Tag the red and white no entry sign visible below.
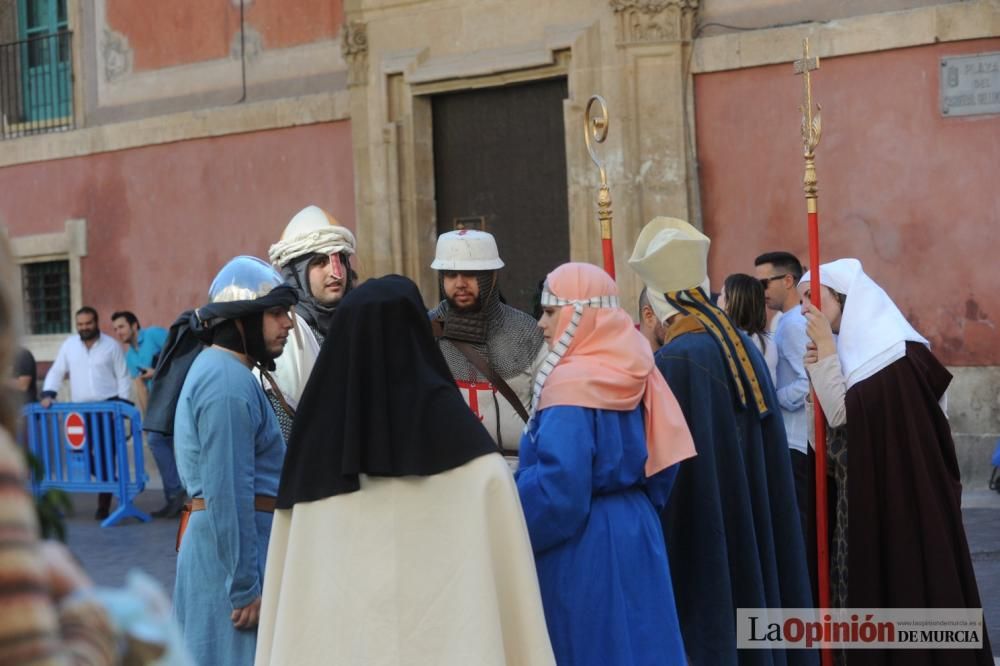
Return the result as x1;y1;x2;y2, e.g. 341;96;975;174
65;412;86;450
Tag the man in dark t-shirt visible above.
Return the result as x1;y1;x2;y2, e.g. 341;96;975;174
9;347;37;404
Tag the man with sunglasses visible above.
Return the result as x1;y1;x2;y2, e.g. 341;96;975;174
754;250;819;603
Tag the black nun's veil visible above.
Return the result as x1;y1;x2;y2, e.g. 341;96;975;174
276;275;498;508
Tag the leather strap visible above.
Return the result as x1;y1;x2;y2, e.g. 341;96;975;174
431;317;530;423
176;495;278;552
448;338;530;424
188;495;278;513
232;318;296;421
258;365;295;420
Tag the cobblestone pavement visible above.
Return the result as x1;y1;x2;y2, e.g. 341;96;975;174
64;489;1000;657
64;491;178;594
965;490;1000;657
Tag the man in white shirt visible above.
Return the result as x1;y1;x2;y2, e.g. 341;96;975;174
754;251;818;602
41;306;131;519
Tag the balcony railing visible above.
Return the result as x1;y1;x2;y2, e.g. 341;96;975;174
0;31;74;140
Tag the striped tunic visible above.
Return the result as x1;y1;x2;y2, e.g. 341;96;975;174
0;427;117;665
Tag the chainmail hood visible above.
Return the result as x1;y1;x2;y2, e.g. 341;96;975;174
281;253;355;343
429;272;543;381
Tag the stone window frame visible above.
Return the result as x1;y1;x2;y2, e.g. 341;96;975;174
8;218;86;362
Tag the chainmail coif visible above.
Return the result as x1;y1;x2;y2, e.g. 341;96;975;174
428;272;543;381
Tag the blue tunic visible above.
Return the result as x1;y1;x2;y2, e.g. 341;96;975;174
173;348;285;666
516;405;685;666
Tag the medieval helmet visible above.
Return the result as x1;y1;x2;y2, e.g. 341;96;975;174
430;229;505;271
268;205;356;269
209;255;286;304
200;256;297;368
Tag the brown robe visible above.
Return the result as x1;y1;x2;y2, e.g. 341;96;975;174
846;342;991;665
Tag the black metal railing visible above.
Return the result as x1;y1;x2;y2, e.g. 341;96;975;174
0;31;74;140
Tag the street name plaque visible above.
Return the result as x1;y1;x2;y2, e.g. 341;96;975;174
941;52;1000;117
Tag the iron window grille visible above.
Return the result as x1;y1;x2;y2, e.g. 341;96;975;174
0;31;74;140
22;259;71;335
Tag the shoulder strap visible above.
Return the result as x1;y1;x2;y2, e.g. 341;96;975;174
258;365;296;420
232;319;296;421
450;339;530;424
431;314;530;423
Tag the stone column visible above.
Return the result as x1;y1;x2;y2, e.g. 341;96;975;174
570;0;701;314
611;0;701;228
342;18;380;279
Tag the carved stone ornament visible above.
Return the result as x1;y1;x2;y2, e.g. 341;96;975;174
609;0;699;45
341;21;368;87
101;27;133;83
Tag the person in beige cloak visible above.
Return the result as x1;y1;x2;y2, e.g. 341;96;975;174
255;275;556;666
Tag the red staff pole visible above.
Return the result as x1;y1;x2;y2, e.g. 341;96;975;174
795;38;832;666
585;95;615;279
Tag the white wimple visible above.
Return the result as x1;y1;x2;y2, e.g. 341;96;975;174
527;289;620;430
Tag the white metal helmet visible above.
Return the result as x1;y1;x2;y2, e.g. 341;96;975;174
430;229;505;271
208;256;285;303
268;205;356;268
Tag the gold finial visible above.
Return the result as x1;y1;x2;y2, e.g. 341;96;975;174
584;95;613;244
794;39;822;208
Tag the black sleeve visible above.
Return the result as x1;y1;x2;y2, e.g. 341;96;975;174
12;348;35;378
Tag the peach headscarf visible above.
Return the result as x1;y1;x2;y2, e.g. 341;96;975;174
531;263;695;476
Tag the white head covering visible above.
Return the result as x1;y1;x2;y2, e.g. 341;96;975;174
268;205;356;268
629;217;711;323
799;258;928;389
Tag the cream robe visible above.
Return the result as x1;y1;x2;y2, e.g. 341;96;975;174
255;453;556;666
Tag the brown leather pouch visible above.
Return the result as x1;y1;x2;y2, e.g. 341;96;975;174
175;503;192;553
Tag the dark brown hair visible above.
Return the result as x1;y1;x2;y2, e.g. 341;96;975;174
723;273;767;338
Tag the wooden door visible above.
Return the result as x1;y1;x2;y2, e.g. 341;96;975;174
432;78;570;315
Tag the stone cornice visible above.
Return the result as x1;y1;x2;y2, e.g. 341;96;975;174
692;1;1000;73
0;91;351;169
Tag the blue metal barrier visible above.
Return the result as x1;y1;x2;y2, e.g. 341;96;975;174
23;401;151;527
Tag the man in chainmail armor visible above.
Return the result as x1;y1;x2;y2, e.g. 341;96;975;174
263;205;357;439
428;230;545;466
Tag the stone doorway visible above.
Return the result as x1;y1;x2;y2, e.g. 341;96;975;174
431;77;570;315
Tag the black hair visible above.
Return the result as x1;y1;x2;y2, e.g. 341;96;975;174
75;306;99;322
110;310;140;329
753;251;804;282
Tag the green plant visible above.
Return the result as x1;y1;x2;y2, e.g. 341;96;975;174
24;450;72;541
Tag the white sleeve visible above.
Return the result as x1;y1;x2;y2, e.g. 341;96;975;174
42;340;70;396
805;354;847;428
268;314;320;410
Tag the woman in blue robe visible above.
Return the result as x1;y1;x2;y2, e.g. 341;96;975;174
516;263;696;666
166;256;296;666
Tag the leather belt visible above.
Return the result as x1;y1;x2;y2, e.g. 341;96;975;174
176;495;278;553
188;495;277;513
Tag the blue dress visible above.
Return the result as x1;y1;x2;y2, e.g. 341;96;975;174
516;405;685;666
173;348;285;666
